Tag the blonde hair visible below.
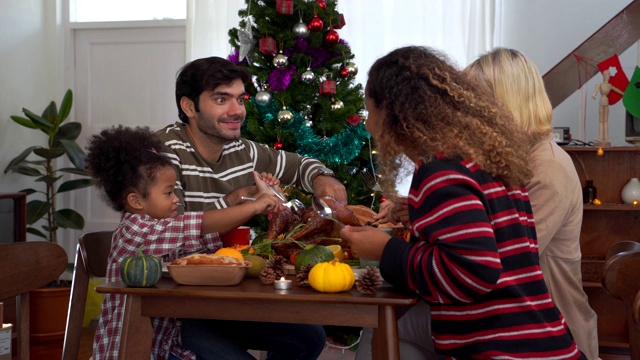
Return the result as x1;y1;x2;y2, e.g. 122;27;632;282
465;48;553;146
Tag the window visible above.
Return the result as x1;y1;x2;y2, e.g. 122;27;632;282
71;0;186;22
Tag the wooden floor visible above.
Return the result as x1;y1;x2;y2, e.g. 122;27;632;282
24;326;633;360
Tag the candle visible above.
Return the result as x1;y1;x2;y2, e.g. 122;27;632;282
274;276;292;290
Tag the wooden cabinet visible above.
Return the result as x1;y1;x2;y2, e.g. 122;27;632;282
564;146;640;349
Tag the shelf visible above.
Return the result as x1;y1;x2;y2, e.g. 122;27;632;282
584;204;640;210
563;145;640;152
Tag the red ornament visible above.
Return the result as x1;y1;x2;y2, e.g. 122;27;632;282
324;28;339;46
347;114;361;126
316;0;327;10
339;67;350;78
379;195;387;203
276;0;293;14
319;79;336;96
258;36;277;55
243;93;251;101
308;15;324;32
274;139;284;150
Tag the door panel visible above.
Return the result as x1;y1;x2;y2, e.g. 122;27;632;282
71;26;185;253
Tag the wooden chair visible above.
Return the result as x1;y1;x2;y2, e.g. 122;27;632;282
601;245;640;360
0;241;68;360
62;231;113;360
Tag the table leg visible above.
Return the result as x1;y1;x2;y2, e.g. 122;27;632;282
119;295;153;359
371;305;399;360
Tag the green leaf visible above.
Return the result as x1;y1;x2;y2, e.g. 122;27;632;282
23;108;54;131
34;147;65;159
54;122;81;142
4;146;38;173
58;178;94;193
42;101;58;125
54;208;85;230
10;115;37;129
27;227;48;239
26;200;51;225
11;165;43;177
58;167;90;176
36;174;62;186
17;188;38;196
59;139;86;169
58;89;73;124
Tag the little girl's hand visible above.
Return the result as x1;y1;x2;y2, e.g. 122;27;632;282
254;193;284;214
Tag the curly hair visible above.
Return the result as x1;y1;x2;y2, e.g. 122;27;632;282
85;125;173;212
465;47;553;147
175;56;251;124
365;46;532;190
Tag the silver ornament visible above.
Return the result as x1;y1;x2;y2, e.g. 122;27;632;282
301;69;316;83
345;62;358;76
238;21;256;62
278;108;294;123
272;53;289;68
255;90;272;104
293;21;310;38
330;99;344;111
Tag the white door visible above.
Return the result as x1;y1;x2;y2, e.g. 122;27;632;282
67;25;185;255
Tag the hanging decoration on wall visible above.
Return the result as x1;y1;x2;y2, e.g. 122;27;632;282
623;66;640;118
597;54;629;105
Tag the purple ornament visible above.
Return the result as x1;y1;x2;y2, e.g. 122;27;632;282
268;64;296;92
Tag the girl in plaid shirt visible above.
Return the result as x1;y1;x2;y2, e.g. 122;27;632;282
85;125;325;360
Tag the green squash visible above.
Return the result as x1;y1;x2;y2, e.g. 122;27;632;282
294;244;334;272
120;246;162;287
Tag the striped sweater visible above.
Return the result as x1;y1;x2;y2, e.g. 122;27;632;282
156;122;330;211
380;158;584;359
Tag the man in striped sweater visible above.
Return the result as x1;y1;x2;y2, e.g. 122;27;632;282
157;56;346;213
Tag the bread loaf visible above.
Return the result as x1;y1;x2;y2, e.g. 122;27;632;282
170;253;246;266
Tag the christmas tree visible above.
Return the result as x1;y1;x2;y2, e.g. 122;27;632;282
227;0;379;209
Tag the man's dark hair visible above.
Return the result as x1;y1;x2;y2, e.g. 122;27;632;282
175;56;251;123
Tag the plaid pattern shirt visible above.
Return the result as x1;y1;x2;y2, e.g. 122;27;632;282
91;211;222;360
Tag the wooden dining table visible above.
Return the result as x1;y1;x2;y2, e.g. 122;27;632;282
96;276;419;360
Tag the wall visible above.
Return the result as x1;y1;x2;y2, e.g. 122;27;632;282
500;0;637;146
0;0;62;192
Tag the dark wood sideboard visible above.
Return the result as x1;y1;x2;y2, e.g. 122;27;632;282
564;146;640;349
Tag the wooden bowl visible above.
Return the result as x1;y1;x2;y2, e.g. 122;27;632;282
166;262;251;286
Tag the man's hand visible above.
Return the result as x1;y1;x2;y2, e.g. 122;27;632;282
312;175;347;204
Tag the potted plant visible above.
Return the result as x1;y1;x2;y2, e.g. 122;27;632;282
3;89;93;341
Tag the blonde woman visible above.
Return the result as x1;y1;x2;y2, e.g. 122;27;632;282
466;48;598;359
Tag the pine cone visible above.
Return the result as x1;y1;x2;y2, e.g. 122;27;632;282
259;267;277;285
356;266;383;296
266;255;287;279
296;264;313;287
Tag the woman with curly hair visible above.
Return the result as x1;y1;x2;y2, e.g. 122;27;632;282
340;46;584;358
85;125;326;360
465;47;598;359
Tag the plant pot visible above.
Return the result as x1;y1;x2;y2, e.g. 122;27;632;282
29;286;71;342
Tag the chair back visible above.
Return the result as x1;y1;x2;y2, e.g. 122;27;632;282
605;240;640;260
62;231;113;360
0;241;68;360
601;245;640;360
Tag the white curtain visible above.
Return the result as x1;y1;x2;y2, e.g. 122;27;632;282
186;0;503;84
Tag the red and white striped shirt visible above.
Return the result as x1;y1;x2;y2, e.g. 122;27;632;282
380;158;584;359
